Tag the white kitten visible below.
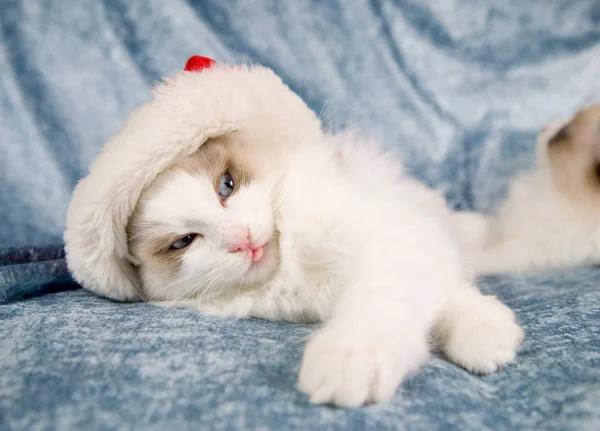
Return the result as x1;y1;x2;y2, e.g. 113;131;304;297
128;129;523;407
456;104;600;274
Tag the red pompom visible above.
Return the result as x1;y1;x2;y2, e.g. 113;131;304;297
184;55;216;72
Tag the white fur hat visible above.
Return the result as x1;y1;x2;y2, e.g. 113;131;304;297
64;56;321;301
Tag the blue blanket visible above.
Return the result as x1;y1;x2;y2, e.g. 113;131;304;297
1;1;599;430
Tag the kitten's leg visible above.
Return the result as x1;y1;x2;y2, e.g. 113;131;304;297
467;239;544;274
452;211;541;274
453;211;494;249
297;221;462;408
433;283;524;373
297;281;438;407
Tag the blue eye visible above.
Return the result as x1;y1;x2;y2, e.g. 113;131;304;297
218;172;235;200
170;234;198;250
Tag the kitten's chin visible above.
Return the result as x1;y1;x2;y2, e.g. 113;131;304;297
243;243;279;285
145;240;280;303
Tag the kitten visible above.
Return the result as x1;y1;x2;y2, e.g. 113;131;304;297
128;129;523;408
455;104;600;274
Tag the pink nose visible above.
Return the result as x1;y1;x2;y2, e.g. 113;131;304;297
228;230;265;262
228;229;251;253
230;239;251;252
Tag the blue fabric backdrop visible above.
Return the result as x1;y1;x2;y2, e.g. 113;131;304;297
1;1;599;430
3;0;600;246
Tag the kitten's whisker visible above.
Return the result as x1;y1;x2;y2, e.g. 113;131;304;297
270;175;288;217
147;266;212;303
164;272;223;315
322;101;358;135
317;101;330;122
147;273;192;302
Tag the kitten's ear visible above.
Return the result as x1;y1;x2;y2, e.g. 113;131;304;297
594;125;600;161
538;120;568;147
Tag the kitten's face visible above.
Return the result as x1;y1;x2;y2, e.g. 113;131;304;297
537;104;600;196
127;133;284;302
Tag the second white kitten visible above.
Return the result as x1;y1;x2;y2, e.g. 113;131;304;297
456;104;600;274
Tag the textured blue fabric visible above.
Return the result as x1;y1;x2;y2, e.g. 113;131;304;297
1;248;599;430
1;1;600;430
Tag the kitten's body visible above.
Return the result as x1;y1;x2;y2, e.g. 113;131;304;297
457;105;600;274
65;59;522;408
129;131;523;407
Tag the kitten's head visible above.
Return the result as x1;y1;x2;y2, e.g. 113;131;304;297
537;104;600;197
127;132;283;302
64;56;322;302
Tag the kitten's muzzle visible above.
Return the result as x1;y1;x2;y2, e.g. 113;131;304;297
229;239;266;263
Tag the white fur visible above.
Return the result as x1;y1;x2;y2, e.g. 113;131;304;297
133;169;279;301
456;120;600;274
159;134;523;407
65;60;523;407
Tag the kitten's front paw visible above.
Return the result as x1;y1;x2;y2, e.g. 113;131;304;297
443;295;524;374
297;326;427;408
